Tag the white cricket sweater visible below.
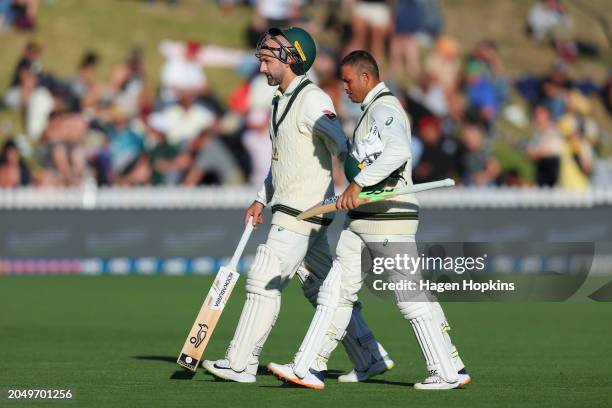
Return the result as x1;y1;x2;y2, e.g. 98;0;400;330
255;75;347;235
347;82;420;235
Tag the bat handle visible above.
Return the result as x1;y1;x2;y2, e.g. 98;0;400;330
228;216;254;271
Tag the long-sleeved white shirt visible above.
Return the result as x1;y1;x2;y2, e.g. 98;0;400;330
347;82;419;235
255;75;347;235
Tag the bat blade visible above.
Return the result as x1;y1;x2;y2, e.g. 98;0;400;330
176;266;240;372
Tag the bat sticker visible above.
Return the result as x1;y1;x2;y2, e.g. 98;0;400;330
189;323;209;348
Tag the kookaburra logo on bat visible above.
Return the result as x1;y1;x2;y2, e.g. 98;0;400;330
190;323;209;348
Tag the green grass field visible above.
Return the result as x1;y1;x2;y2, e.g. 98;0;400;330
1;276;611;407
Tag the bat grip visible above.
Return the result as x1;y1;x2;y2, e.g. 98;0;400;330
228;216;254;271
399;178;455;194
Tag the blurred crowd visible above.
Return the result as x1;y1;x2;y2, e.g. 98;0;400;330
1;0;610;191
0;0;38;32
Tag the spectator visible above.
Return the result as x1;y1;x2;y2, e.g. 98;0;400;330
159;40;208;104
158;39;248;105
253;0;300;31
558;90;598;145
557;91;595;190
425;35;461;94
147;88;221;185
36;112;89;187
527;0;577;61
0;0;13;31
390;0;425;79
458;123;500;186
408;73;448;117
10;0;38;31
469;39;509;107
527;104;563;187
464;61;499;131
527;0;571;41
104;107;150;186
25;80;54;142
539;60;576;119
182;128;244;186
558;126;592;191
149;88;217;146
424;35;462;119
241;108;271;186
4;40;42;110
418;0;443;42
109;47;154;118
412;116;458;183
70;51;101;113
148;127;192;185
0;139;30;187
348;0;392;63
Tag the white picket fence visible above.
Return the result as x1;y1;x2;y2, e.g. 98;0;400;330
1;185;611;210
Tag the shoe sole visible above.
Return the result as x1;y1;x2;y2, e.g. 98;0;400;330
267;365;324;390
414;381;465;390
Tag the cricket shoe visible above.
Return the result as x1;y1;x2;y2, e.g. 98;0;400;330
202;359;256;383
267;362;325;390
337;355;395;382
457;368;472;387
413;370;462;390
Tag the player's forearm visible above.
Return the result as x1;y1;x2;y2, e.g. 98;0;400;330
255;170;274;205
315;121;348;160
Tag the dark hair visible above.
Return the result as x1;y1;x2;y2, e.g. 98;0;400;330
0;140;18;164
340;50;379;79
81;51;99;69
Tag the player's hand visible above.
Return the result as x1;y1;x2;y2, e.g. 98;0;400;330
245;201;265;229
336;182;363;211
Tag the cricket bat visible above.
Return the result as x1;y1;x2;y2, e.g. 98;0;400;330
297;178;455;220
177;218;255;371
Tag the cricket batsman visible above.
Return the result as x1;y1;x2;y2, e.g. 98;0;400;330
203;29;392;382
267;51;471;390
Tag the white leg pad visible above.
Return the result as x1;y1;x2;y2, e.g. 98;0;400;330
293;261;346;378
296;262;322;307
432;302;465;372
342;301;391;372
226;244;282;372
398;302;458;383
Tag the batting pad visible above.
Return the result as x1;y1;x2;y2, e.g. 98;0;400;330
293;261;346;378
432;302;465;372
227;244;282;372
398;302;459;383
342;301;390;372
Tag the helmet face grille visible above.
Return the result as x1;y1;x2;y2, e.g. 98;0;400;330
255;31;300;67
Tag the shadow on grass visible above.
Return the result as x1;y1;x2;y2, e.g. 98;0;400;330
131;356;412;386
326;369;412;386
132;355;277;380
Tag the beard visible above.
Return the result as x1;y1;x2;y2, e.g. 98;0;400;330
266;73;280;86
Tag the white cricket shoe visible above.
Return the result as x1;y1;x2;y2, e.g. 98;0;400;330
202;359;256;383
267;362;325;390
337;355;395;382
413;371;462;390
457;368;472;387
